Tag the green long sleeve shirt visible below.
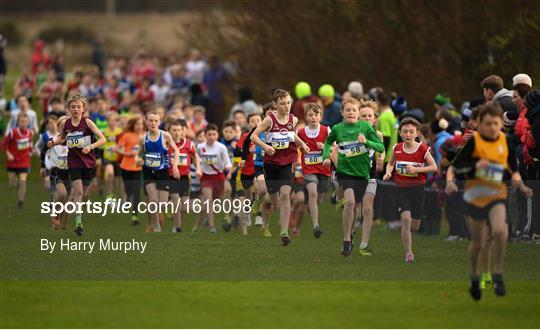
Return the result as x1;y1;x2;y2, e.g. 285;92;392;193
323;121;384;179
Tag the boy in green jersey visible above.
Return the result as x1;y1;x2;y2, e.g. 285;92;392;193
323;98;384;256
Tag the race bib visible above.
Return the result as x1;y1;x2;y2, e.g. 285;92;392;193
66;131;90;148
341;141;367;158
178;153;188;167
305;151;323;165
17;138;30;151
105;146;116;159
271;137;289;150
203;154;218;165
395;161;420;177
145;152;162;168
476;162;504;182
58;155;68;168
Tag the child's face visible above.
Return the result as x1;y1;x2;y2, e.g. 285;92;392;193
194;111;205;121
108;117;117;128
69;100;85;118
222;126;236;141
18;117;29;129
17;97;29;110
134;119;144;133
342;103;359;123
359;107;376;126
477;114;502;139
47;120;57;131
184;107;194;118
399;124;419;143
275;95;292;115
169;125;182;141
248;115;261;129
205;130;219;144
305;110;321;126
146;114;160;131
196;132;206;144
234;113;246;127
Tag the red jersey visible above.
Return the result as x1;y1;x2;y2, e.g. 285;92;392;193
168;139;196;176
2;128;34;169
392;142;431;187
264;112;297;165
238;130;255;176
297;124;331;176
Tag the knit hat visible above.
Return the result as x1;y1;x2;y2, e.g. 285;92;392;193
295;82;312;99
434;94;451;106
391;96;407;115
525;90;540;110
347;81;364;98
513;73;532;87
318;84;335;98
503;111;519;129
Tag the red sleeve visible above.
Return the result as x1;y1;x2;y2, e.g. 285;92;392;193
2;130;13;151
515;104;529;139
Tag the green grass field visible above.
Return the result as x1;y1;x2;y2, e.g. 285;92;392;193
0;172;539;329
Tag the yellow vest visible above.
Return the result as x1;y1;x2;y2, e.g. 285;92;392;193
464;131;508;208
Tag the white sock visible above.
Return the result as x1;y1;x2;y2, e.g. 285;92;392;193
360;242;368;249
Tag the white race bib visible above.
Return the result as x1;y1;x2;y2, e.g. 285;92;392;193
145;152;162;168
178;153;188;167
66;131;90;148
305;151;323;165
395;161;420;177
17;138;30;151
341;141;367;158
476;162;504;182
271;138;289;150
203;154;218;165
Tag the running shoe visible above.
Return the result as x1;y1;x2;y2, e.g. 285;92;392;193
405;252;414;263
359;246;373;256
222;220;232;232
330;191;337;204
281;233;291;246
261;226;272;237
209;227;217;234
254;214;263;227
16;201;23;209
74;224;84;236
291;227;299;237
480;272;492;289
494;281;506;296
470;282;482;301
443;235;459;241
313;225;323;238
341;241;352;257
131;216;140;226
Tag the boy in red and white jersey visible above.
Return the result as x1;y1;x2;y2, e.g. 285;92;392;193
297;103;330;238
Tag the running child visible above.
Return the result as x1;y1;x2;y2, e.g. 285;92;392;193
192;124;232;234
117;115;145;225
238;113;264;234
358;99;385;255
383;118;437;262
450;102;532;300
135;111;180;232
220;120;239;231
168;119;201;233
34;115;59;191
40;116;70;229
322;97;385;256
297;103;330;238
103;112;122;200
251;89;310;245
2;112;34;208
48;94;106;236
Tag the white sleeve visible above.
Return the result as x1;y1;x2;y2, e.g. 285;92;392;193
222;145;232;168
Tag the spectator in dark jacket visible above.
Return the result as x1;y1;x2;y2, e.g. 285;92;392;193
480;75;517;113
319;84;342;127
524;90;540;241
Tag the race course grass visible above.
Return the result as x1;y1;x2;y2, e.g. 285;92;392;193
0;174;539;328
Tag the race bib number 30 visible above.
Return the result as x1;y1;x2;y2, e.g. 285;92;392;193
66;131;90;148
305;151;323;165
476;162;504;182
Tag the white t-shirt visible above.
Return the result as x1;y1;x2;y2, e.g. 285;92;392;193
150;84;170;105
197;141;231;175
6;108;39;135
186;60;207;83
